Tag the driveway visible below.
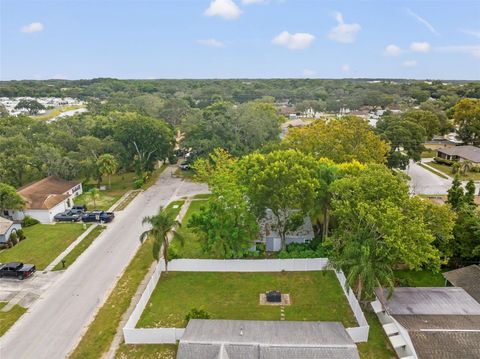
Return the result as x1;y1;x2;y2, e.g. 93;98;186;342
0;166;208;359
405;160;452;195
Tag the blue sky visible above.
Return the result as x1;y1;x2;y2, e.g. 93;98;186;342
1;0;480;80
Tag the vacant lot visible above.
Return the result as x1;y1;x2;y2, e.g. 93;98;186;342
137;271;357;328
0;224;86;270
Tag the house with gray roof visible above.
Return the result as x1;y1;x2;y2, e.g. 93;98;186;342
372;287;480;359
437;145;480;163
177;319;360;359
443;265;480;304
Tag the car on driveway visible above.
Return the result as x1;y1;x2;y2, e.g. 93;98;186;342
0;262;36;280
72;204;87;211
82;211;115;223
54;210;83;222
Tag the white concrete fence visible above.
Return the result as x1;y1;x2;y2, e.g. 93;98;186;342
123;258;369;344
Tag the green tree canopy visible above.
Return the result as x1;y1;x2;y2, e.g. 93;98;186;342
453;98;480;145
0;183;25;212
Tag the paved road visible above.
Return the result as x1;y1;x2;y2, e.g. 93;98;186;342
0;167;208;359
405;160;452;195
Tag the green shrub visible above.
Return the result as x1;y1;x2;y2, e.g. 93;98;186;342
22;216;40;227
133;178;144;189
434;156;454;166
9;231;18;245
471;165;480;173
185;308;210;322
168;154;178;164
277;241;332;259
16;229;26;241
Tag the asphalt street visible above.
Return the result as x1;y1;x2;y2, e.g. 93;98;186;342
0;167;208;359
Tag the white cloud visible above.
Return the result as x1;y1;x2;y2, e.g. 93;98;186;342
461;29;480;39
197;38;224;47
272;31;315;49
341;64;350;73
302;68;316;77
410;41;431;53
241;0;265;4
21;22;44;33
403;60;418;67
328;12;361;44
204;0;241;20
384;44;402;56
406;8;439;35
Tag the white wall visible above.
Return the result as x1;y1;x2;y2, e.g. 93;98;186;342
123;258;369;344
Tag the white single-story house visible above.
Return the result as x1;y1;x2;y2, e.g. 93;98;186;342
0;216;22;243
177;320;360;359
258;209;314;252
3;176;83;224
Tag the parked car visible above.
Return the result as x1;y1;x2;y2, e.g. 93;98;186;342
179;163;190;170
54;210;82;222
72;204;87;211
0;262;36;280
82;211;115;223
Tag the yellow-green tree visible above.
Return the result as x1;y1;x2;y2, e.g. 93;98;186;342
284;116;389;164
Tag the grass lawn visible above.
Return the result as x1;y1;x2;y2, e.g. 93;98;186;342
75;172;138;211
394;269;446;287
137;271;357;328
0;224;87;270
427;161;480;181
421;149;437;158
358;311;396;359
169;199;209;259
0;302;27;337
69;200;184;359
53;225;105;271
115;344;177;359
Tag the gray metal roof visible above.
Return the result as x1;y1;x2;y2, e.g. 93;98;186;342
443;265;480;304
437;145;480;162
376;287;480;315
177;320;359;359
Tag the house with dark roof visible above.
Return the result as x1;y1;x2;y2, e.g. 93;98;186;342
437;145;480;163
372;287;480;359
0;216;22;243
177;320;360;359
3;176;82;224
443;265;480;304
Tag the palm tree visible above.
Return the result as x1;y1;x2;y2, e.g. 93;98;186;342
140;207;184;273
97;154;119;189
331;226;394;303
89;188;100;208
459;160;473;175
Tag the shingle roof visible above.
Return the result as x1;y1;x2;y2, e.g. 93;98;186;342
409;331;480;359
394;314;480;331
0;216;14;235
177;320;360;359
375;287;480;315
17;176;80;210
437;145;480;162
443;265;480;304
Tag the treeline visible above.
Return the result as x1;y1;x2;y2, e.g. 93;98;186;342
1;78;479;111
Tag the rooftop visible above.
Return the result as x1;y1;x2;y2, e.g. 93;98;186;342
443;265;480;304
437;145;480;162
177;320;359;359
0;216;14;235
18;176;80;210
376;287;480;315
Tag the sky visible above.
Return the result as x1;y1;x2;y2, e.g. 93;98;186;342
1;0;480;80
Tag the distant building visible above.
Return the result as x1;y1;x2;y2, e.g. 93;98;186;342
373;287;480;359
437;145;480;163
0;216;22;244
177;320;360;359
4;176;83;224
257;209;314;251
